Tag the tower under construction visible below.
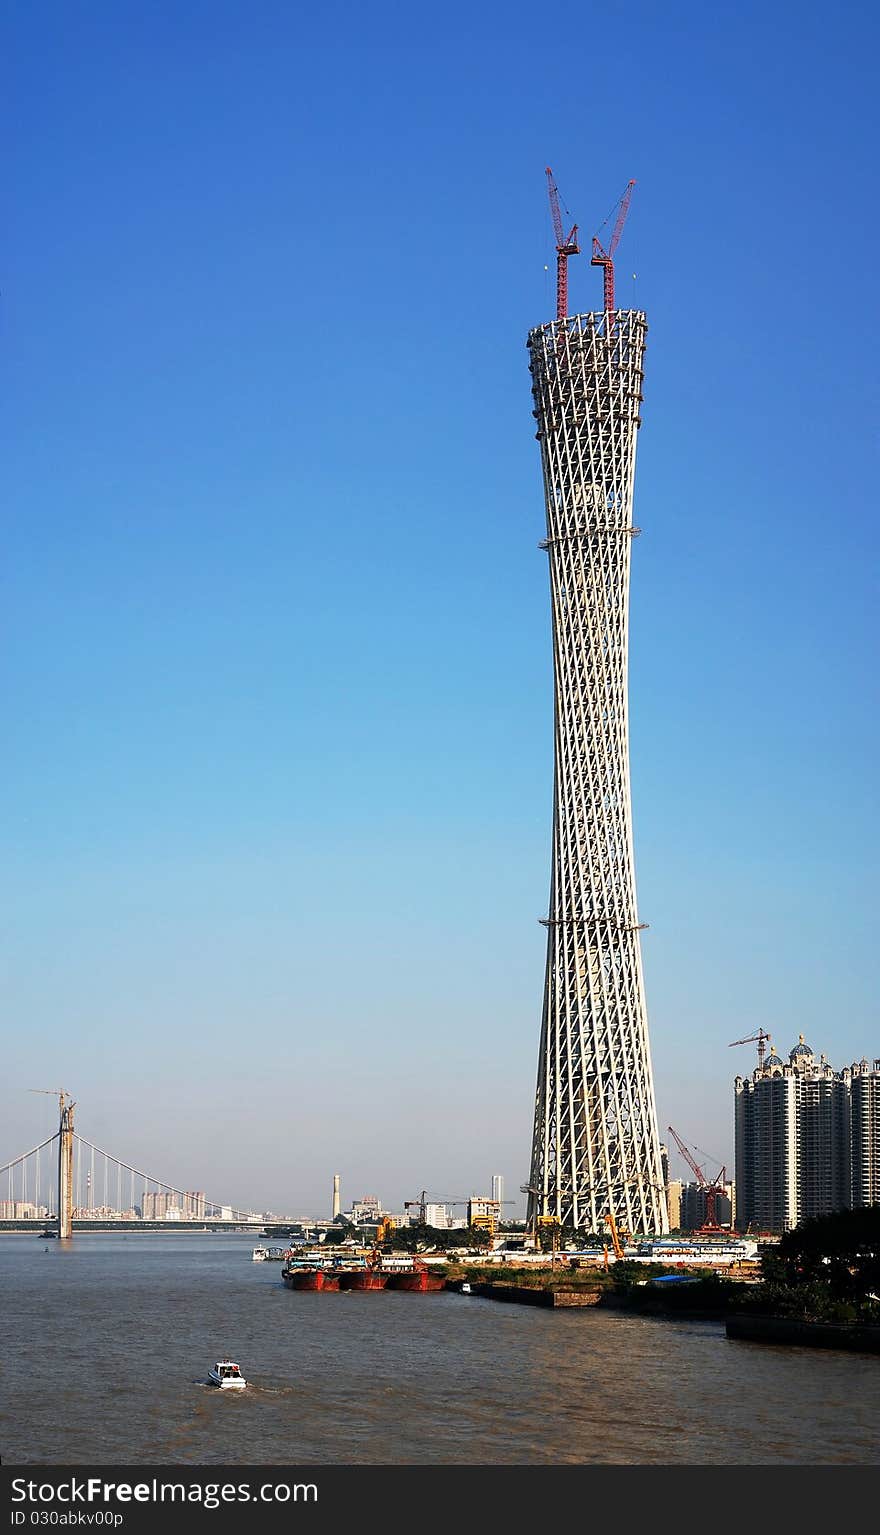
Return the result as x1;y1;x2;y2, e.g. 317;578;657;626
526;175;667;1237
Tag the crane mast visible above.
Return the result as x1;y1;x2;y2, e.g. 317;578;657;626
729;1029;771;1069
591;179;636;312
667;1124;727;1231
545;166;580;323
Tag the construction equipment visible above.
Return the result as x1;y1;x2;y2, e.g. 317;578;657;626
729;1029;772;1069
405;1192;515;1236
536;1213;561;1254
591;179;636;312
403;1193;471;1226
29;1088;73;1112
667;1125;728;1233
545;167;580;323
604;1212;626;1261
403;1190;430;1224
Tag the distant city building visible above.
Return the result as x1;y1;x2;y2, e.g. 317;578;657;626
665;1179;682;1231
468;1197;501;1230
348;1195;393;1226
491;1174;504;1208
678;1182;734;1232
851;1058;880;1208
141;1190;206;1220
422;1203;449;1229
0;1201;46;1219
735;1037;880;1232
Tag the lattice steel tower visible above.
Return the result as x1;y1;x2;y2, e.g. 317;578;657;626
525;177;667;1237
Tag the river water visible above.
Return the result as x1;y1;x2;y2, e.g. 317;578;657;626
1;1234;877;1465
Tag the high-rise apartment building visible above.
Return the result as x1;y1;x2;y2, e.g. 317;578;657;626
141;1190;206;1220
851;1058;880;1207
735;1038;878;1232
142;1191;173;1220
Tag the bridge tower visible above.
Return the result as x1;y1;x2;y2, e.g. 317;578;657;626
57;1092;75;1239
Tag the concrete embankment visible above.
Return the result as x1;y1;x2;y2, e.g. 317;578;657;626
462;1280;727;1318
469;1282;604;1308
457;1280;880;1353
725;1314;880;1354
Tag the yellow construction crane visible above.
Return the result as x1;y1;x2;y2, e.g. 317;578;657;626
29;1088;73;1113
604;1212;625;1261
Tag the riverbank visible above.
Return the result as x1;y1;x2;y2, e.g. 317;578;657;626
726;1314;880;1354
448;1270;880;1350
462;1281;605;1309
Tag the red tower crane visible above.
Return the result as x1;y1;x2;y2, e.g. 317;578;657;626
666;1125;728;1233
545;166;580;324
591;179;636;312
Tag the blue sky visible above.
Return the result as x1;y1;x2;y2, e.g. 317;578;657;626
2;1;877;1214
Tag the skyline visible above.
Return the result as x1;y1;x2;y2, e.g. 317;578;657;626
2;2;878;1213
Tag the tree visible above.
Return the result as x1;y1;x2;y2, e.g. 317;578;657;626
757;1206;880;1322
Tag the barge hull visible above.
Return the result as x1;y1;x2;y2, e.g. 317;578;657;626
337;1271;388;1290
282;1269;340;1291
385;1272;446;1292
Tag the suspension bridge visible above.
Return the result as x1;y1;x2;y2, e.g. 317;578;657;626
1;1091;265;1236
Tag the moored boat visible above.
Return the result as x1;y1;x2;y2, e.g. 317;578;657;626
282;1267;340;1291
385;1269;446;1292
337;1268;388;1291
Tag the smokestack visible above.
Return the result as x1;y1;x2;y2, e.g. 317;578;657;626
332;1173;340;1220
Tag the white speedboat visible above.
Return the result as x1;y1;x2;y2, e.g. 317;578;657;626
252;1247;268;1261
208;1360;247;1389
461;1282;472;1295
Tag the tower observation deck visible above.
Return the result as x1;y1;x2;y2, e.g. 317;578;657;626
526;309;668;1236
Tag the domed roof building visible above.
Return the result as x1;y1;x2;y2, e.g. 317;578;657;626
789;1034;814;1067
735;1032;879;1232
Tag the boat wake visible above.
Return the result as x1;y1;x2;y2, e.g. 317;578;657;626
192;1379;297;1397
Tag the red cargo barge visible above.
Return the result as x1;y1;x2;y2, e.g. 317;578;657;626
337;1269;388;1291
282;1268;340;1291
385;1269;446;1292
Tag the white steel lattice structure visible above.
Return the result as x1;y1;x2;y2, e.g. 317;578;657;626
526;309;667;1237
